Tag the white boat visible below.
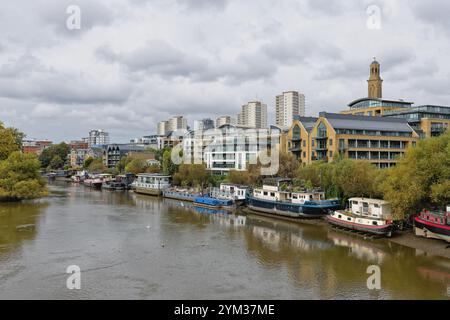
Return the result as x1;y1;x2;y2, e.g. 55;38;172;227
326;198;394;237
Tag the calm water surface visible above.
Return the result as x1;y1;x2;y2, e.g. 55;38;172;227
0;182;449;299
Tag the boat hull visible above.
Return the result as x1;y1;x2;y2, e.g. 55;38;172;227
163;191;199;202
246;196;340;219
326;215;394;236
414;217;450;243
134;187;163;196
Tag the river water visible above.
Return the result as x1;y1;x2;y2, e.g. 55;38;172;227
0;182;448;299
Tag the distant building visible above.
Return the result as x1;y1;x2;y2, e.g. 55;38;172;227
22;139;53;155
70;148;91;168
103;144;147;168
216;116;235;128
168;116;188;132
276;91;305;128
194;118;214;131
68;140;88;150
237;101;267;129
286;112;419;168
88;129;109;147
157;121;169;136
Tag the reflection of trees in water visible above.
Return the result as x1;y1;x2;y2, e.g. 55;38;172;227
0;201;48;258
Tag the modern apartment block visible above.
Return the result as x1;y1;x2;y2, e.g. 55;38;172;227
275;91;305;128
383;105;450;138
286;112;419;168
183;124;281;175
237;101;267;129
157;121;169;136
88;129;109;147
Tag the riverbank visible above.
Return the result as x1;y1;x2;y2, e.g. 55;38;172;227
242;207;450;260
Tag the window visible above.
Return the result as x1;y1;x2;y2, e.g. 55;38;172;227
372;221;378;226
270;192;275;197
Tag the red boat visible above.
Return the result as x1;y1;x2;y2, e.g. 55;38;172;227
414;206;450;243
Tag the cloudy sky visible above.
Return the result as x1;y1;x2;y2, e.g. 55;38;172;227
0;0;449;142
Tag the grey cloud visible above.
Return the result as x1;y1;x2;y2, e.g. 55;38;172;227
410;0;450;34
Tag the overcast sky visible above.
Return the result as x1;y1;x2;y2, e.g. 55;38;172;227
0;0;449;142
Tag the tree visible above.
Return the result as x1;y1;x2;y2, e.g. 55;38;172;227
172;164;210;189
83;157;94;169
162;149;178;175
87;158;106;173
125;158;148;174
0;152;48;201
0;122;19;160
381;130;450;219
39;142;70;168
48;155;64;170
277;151;300;179
7;127;25;150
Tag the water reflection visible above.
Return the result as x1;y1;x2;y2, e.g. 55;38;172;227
0;200;48;261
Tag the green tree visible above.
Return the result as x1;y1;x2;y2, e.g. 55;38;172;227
277;151;300;179
125;158;148;174
48;155;64;170
162;149;178;175
87;158;106;173
39;142;70;168
381;130;450;219
83;157;94;169
0;152;48;201
0;122;19;160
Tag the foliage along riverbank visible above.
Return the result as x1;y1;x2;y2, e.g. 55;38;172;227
0;122;48;202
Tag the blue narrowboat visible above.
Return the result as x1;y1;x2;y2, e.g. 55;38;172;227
246;178;341;219
193;196;235;210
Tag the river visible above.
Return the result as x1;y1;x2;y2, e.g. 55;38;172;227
0;182;448;299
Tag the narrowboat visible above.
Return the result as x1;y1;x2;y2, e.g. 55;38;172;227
326;198;394;237
102;181;125;191
132;173;171;196
414;206;450;243
163;189;202;202
193;196;235;210
210;183;249;205
246;178;341;219
84;174;115;189
116;173;136;190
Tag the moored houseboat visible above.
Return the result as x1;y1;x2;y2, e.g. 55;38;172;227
210;183;249;205
193;196;235;210
246;178;341;219
163;188;202;202
132;173;171;196
414;206;450;243
326;198;394;237
102;181;125;191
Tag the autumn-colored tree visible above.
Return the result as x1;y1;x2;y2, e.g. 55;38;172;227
276;151;300;179
87;158;106;173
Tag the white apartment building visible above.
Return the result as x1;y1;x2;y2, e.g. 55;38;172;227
275;91;305;128
182;125;281;175
237;101;267;129
88;129;109;147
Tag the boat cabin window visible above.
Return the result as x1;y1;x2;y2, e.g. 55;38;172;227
352;201;358;205
338;215;342;218
372;221;378;226
362;202;369;214
347;217;351;221
270;192;275;197
292;195;298;199
263;191;268;196
374;204;379;208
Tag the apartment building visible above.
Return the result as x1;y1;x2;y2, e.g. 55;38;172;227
88;129;109;147
237;101;267;129
287;112;419;168
275;91;305;128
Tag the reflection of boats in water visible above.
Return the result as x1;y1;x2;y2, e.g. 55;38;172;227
247;214;332;252
327;229;389;263
417;266;450;284
193;205;230;216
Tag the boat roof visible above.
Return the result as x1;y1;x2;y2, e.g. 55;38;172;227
220;183;249;188
136;173;171;178
348;197;389;205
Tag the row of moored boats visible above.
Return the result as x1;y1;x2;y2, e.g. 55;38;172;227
71;172;450;243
